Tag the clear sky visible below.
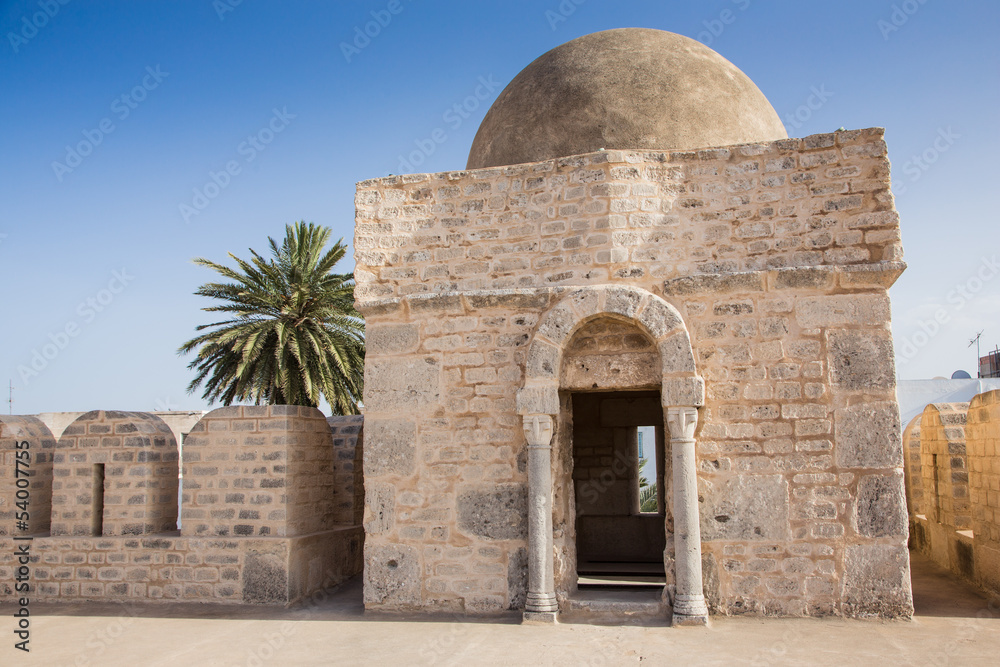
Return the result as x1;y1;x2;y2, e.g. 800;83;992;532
2;0;998;415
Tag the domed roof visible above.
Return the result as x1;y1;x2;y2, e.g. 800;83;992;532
466;28;788;169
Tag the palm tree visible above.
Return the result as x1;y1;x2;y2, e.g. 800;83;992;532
178;221;364;414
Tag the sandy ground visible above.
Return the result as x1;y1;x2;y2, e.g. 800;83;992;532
3;550;998;666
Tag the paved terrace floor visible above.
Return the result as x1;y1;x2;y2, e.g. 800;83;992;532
3;551;998;666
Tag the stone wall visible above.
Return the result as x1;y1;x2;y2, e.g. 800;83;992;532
0;528;361;604
0;406;364;605
0;416;56;536
52;411;178;537
355;130;912;618
905;392;1000;600
966;390;1000;598
328;415;365;526
902;415;924;519
181;405;338;538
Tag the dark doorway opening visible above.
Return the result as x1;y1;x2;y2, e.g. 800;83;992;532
572;391;667;589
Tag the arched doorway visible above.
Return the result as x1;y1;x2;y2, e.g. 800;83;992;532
517;285;709;625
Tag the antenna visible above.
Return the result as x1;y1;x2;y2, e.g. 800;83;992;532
969;330;984;377
8;380;12;415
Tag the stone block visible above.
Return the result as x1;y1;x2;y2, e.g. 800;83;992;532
795;295;890;329
516;383;559;415
835;402;902;469
854;473;907;538
366;323;419;355
364;543;420;607
662;376;705;407
700;475;790;541
365;483;395;535
364;357;441;411
637;297;683;339
507;546;527;611
827;330;895;391
457;484;527;540
242;550;288;604
843;544;912;617
659;333;697;373
364;419;416;477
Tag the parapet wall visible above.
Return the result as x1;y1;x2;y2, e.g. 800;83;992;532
906;391;1000;600
0;416;56;536
52;411;179;537
0;406;364;605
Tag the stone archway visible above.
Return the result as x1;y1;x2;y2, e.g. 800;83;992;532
516;285;708;625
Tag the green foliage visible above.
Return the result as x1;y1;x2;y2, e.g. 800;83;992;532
639;483;658;513
178;221;364;414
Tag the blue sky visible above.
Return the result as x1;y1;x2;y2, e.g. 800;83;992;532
1;0;998;415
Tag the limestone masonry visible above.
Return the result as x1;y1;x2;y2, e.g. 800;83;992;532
6;28;995;625
353;127;914;622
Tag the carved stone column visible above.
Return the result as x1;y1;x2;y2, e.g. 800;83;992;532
667;406;709;626
522;413;558;623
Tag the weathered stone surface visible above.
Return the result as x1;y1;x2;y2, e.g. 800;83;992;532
243;550;287;603
843;544;912;617
562;352;660;391
663;272;766;296
827;330;895;391
364;419;416;477
663;376;705;407
795;294;890;329
364;357;441;411
507;546;528;610
366;323;419;355
457;484;527;540
700;475;790;541
637;297;683;339
365;483;395;535
659;332;696;373
515;383;559;415
535;301;579;345
525;339;560;380
854;473;907;538
364;543;420;607
835;402;902;469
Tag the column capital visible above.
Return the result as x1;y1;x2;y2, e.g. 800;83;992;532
666;406;699;442
522;413;554;448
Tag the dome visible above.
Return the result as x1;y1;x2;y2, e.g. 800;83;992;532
466;28;788;170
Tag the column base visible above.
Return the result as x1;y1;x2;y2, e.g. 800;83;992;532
522;610;559;624
671;611;709;627
671;593;709;626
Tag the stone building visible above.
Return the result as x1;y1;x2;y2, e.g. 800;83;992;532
1;27;928;625
354;29;913;623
